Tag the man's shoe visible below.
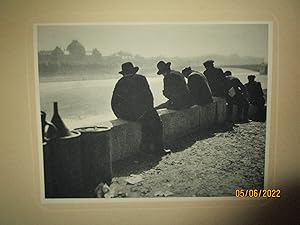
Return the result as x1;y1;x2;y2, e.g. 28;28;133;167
164;149;172;155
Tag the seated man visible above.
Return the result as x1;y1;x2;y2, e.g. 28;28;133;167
111;62;165;155
244;75;266;122
182;66;213;106
224;71;249;123
203;60;227;97
156;61;194;110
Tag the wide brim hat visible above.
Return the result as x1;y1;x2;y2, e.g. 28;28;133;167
224;70;232;76
157;61;171;75
203;60;214;66
119;62;139;75
181;67;192;76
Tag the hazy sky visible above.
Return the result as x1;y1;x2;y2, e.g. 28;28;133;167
37;24;269;59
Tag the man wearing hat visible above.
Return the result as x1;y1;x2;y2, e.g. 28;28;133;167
203;60;227;97
224;70;249;123
182;67;213;106
111;62;165;155
156;61;194;110
244;75;266;121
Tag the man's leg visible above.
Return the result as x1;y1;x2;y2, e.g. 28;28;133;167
226;97;234;122
256;98;266;122
242;98;250;122
236;97;249;122
155;100;170;110
139;109;164;155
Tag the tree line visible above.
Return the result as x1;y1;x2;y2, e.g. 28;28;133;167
38;40;266;76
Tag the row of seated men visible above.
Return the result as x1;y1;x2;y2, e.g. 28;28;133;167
200;60;266;123
111;60;266;155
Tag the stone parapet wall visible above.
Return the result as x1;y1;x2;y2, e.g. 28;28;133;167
99;97;227;162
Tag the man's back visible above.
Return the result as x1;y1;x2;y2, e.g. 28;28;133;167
163;70;188;97
188;72;213;106
245;81;264;99
111;74;154;120
226;76;247;96
203;67;226;97
163;70;194;109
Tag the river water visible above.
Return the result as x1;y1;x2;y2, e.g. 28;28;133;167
39;68;268;129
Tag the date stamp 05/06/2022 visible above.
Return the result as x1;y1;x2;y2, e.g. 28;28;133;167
235;189;281;198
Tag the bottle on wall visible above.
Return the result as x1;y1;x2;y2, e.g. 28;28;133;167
48;101;72;138
41;111;57;142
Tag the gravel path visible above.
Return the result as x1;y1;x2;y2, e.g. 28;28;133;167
104;122;266;198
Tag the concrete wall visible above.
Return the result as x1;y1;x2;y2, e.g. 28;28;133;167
98;97;227;162
44;97;227;196
214;97;227;125
100;119;142;162
159;105;201;144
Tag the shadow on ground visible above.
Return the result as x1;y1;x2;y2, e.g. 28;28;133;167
112;124;234;177
165;130;214;153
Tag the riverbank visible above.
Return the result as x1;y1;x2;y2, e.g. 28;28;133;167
38;67;264;83
39;72;268;130
103;121;266;198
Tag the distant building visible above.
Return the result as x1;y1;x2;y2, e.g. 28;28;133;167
51;47;64;59
38;41;106;73
112;50;134;60
66;40;86;59
92;48;102;58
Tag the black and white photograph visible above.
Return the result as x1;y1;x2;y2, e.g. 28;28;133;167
36;23;271;199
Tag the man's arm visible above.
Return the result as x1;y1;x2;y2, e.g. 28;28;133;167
111;80;123;118
140;76;154;107
163;76;173;99
237;80;248;98
257;82;264;96
187;75;199;97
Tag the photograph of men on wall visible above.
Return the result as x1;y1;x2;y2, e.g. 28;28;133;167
36;23;270;199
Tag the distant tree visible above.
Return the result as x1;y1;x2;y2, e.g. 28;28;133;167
92;48;102;58
48;47;64;72
66;40;86;59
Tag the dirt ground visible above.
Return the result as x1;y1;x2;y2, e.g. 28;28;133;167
102;121;266;198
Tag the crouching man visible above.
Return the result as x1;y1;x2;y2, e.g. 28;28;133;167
156;61;194;110
224;71;250;123
181;66;213;106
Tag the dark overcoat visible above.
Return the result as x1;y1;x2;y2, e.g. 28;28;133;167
187;71;213;106
226;76;247;94
111;74;154;121
203;67;226;97
225;76;248;102
244;81;266;121
163;70;194;109
244;81;265;106
111;74;164;153
225;76;249;121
